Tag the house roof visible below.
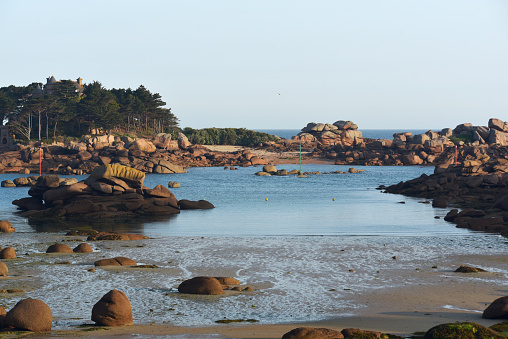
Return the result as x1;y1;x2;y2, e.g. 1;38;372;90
48;76;57;84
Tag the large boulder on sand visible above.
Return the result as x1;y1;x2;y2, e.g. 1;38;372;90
85;164;145;189
281;327;344;339
4;299;53;332
73;243;93;253
91;290;133;326
46;243;73;253
178;277;225;295
0;261;8;277
0;247;16;259
0;220;15;233
482;296;508;319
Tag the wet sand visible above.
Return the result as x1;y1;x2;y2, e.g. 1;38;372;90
3;233;507;338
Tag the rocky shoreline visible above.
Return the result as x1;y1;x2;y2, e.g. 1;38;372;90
381;157;508;238
1;118;508;176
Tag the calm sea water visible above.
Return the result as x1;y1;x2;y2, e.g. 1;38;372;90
256;129;431;140
0;164;479;237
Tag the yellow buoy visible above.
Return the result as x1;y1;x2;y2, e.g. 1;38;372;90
332;198;335;201
265;198;268;201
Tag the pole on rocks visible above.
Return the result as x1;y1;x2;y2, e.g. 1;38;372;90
454;144;458;167
39;147;42;176
297;142;307;178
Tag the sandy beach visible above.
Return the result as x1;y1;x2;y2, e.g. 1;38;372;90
204;145;335;165
2;229;507;338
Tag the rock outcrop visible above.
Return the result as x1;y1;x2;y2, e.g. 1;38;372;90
383;156;508;236
12;165;212;221
0;134;271;175
293;121;363;148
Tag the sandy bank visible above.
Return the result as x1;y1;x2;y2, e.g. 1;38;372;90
204;145;334;165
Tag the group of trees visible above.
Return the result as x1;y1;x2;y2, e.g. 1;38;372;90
0;80;179;141
183;127;279;146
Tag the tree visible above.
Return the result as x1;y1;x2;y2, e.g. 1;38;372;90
78;81;121;134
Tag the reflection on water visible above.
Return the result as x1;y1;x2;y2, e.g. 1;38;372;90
25;213;180;234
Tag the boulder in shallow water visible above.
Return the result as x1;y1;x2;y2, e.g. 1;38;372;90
178;277;225;295
0;247;16;259
73;243;93;253
178;199;214;210
46;243;73;253
94;257;137;266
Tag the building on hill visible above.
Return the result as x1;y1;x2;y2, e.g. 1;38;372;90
0;126;13;147
32;76;84;97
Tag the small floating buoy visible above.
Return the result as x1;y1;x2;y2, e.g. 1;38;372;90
265;198;268;201
332;198;335;201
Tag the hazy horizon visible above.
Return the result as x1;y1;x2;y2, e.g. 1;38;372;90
1;1;507;130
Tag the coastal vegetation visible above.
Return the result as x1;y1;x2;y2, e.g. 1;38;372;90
182;127;279;146
0;81;179;140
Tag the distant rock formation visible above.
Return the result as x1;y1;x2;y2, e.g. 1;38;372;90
293;120;363;147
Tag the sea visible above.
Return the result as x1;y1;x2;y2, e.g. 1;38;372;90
255;129;431;140
0;165;507;331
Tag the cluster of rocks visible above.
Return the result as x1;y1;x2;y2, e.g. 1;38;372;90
12;164;213;221
0;289;133;332
382;155;508;236
0;133;268;175
329;119;508;166
281;320;508;339
255;165;364;176
255;118;508;168
293;120;363;147
46;242;93;253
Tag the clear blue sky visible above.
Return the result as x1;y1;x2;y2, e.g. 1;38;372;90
1;1;507;130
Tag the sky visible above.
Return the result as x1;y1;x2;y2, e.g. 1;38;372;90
1;1;507;130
